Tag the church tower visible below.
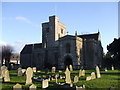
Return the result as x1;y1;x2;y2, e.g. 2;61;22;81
42;16;66;48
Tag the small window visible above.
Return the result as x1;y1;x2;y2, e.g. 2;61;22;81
61;29;63;34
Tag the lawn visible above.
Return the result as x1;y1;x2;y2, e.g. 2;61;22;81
1;69;120;89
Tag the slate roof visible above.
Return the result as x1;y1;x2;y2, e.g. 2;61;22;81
21;43;42;54
78;32;99;40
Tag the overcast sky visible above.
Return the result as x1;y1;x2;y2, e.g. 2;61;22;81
1;2;118;53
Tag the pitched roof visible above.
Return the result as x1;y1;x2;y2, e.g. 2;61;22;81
20;43;42;54
78;32;99;40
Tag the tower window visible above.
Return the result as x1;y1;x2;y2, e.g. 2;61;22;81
61;29;63;34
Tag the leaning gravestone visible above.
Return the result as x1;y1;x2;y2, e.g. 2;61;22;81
13;83;22;90
42;79;49;88
91;72;96;79
69;65;73;71
96;66;101;78
86;76;91;81
4;69;10;82
33;67;37;73
74;76;78;83
18;67;22;76
51;67;56;73
65;67;71;84
29;84;37;90
25;67;33;85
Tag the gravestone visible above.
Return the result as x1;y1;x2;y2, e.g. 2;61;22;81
65;67;71;84
1;65;7;78
79;69;85;77
42;79;49;88
33;67;37;73
4;69;10;82
18;67;22;76
22;69;26;74
74;76;78;83
91;72;96;79
105;68;108;72
13;83;22;90
51;67;56;73
69;65;73;71
79;69;82;77
96;66;101;78
29;84;37;90
25;67;33;85
112;66;114;70
86;76;91;81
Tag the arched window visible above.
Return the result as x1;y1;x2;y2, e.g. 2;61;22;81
66;43;70;53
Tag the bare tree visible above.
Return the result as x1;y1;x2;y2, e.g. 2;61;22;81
0;45;14;69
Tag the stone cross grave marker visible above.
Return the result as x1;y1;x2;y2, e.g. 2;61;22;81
96;66;101;78
4;69;10;82
18;67;22;76
33;67;37;73
13;83;22;90
51;67;56;73
86;76;91;81
69;65;73;71
42;79;49;88
91;72;96;79
25;67;33;85
74;76;79;83
65;67;71;84
29;84;37;90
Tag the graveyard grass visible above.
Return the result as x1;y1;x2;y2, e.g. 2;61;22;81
1;70;120;89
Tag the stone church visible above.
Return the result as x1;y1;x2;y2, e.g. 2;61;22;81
20;15;103;69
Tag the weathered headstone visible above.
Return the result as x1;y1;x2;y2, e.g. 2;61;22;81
79;69;85;77
33;67;37;73
42;79;49;88
29;84;37;90
96;66;101;78
4;69;10;82
18;67;22;76
22;69;26;74
25;67;33;85
86;76;91;81
65;67;71;84
91;72;96;79
74;76;78;83
105;68;108;72
13;83;22;90
51;67;56;73
1;65;7;78
69;65;73;71
112;66;114;70
79;69;82;77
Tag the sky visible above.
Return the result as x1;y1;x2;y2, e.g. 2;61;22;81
1;2;118;53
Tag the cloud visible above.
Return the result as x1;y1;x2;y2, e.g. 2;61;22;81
0;41;7;46
3;16;40;28
15;16;40;27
